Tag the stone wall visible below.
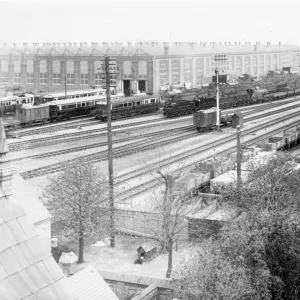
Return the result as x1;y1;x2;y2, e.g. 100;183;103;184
115;209;188;241
100;271;172;300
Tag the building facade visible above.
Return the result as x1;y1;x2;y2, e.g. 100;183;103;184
153;42;300;93
0;42;299;95
0;43;154;96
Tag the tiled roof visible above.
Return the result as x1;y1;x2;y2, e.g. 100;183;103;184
69;264;119;300
0;44;299;58
0;118;79;300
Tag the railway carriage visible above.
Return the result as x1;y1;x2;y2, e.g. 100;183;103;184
95;94;161;121
0;94;35;114
41;88;107;103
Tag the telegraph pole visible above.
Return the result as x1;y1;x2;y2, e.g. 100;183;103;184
98;56;118;248
215;68;220;131
236;125;242;203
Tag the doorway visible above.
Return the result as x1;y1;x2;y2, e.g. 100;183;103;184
138;80;146;93
123;80;131;97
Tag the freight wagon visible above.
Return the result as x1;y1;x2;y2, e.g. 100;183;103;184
193;108;233;132
193;108;221;132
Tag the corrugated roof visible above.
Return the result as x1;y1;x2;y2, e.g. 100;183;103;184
69;264;119;300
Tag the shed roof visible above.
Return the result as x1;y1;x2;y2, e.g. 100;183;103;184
137;242;158;252
69;264;119;300
232;110;243;118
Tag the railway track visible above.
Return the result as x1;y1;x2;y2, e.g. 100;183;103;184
8;117;191;151
113;115;300;202
19;128;197;180
7;126;194;162
9;96;300;137
9;101;300;152
19;105;300;180
10;110;163;136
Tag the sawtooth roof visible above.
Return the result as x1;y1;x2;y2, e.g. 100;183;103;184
0;44;299;58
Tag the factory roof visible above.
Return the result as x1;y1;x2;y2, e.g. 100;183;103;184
0;43;299;58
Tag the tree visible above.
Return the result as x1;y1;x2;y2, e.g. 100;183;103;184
131;150;211;278
221;153;300;213
41;159;109;263
265;215;300;300
216;153;300;298
173;239;255;300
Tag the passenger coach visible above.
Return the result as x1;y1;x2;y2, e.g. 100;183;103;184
95;94;161;121
41;87;107;103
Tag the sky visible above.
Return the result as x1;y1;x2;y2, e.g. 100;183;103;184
0;0;300;46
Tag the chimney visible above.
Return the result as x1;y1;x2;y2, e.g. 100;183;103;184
279;41;281;47
164;45;169;56
59;252;78;277
51;237;58;248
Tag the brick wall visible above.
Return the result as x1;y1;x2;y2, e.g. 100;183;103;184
0;55;154;94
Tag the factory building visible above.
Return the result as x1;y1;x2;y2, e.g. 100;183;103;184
0;42;154;96
153;41;300;93
0;41;299;95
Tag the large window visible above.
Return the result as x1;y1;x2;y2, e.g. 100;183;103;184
184;59;192;83
94;61;102;85
159;60;168;85
196;58;205;87
26;60;34;84
123;61;132;76
13;60;21;84
1;60;9;83
80;61;88;85
40;60;47;84
53;60;61;85
171;59;180;84
66;60;75;85
138;61;147;76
